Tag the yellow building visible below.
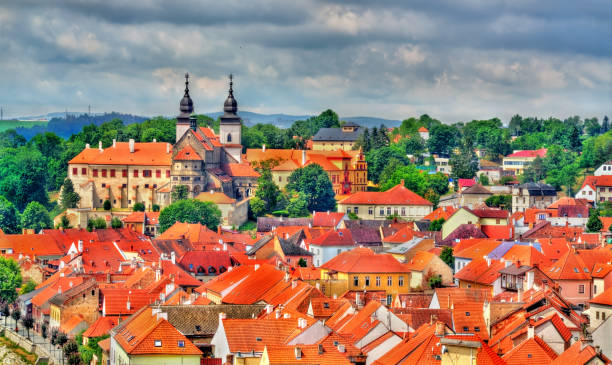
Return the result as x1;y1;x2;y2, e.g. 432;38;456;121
502;148;547;175
311;122;364;151
320;247;412;305
245;148;368;195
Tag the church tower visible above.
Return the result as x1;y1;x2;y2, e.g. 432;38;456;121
219;74;243;162
176;73;196;142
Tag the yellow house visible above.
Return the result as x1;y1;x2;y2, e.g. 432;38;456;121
110;307;202;365
441;207;511;240
502;148;547;175
311;122;364;151
441;334;503;365
320;247;412;305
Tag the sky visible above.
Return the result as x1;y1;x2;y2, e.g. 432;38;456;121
1;0;611;123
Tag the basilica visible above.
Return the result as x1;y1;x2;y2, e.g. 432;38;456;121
68;74;259;211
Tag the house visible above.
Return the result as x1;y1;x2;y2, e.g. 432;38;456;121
585;287;612;329
577;175;612;205
453;239;501;274
442;207;512;240
320;247;413;305
312;211;348;229
591;316;612;359
338;182;433;221
459;183;493;208
592;263;612;297
512;182;557;213
440;334;506;364
403;251;453;290
385;237;435;261
311;122;364;151
418;126;429;140
549;339;611;365
309;229;355;267
478;159;502;182
48;278;99;335
245;148;368;195
454;257;505;295
246;234;314;267
195;190;249;228
595;161;612;176
458;178;476;191
110;306;202;365
503;148;547;175
434;155;451;174
122;211;160;237
177;250;232;279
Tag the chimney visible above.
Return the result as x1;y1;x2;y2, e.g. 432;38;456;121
219;312;226;321
265;304;273;314
171;251;176;264
166;143;170;154
298;318;306;328
485;256;491;266
284;313;291;319
112;139;116;148
295;347;302;359
153;138;157;143
435;321;446;336
527;324;534;339
129;139;135;153
292;280;298;289
302;150;306;166
254;264;260;271
262;144;266;152
78;240;83;253
126;298;131;311
85;143;90;149
284;272;290;282
58;286;62;294
98;141;103;151
223;243;227;251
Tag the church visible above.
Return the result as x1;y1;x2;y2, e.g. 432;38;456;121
68;74;259;211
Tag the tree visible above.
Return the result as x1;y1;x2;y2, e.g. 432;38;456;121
428;218;445;231
429;275;442;289
171;185;189;201
485;195;512;210
59;214;71;229
602;116;609;133
87;217;107;231
0;257;22;303
427;124;460;155
450;137;479;182
159;199;221;232
440;247;454;268
19;280;37;295
111;217;122;229
586;211;603;232
22;315;34;340
0;196;20;234
64;340;79;357
41;323;48;342
584;117;601;137
366;146;409;184
1;304;9;327
286;164;336;212
298;258;307;267
287;192;310;217
0;147;48;210
21;201;52;231
152;204;160;212
61;178;81;209
103;199;111;210
479;174;490;186
255;170;282;214
11;308;20;331
249;197;267;218
132;202;145;212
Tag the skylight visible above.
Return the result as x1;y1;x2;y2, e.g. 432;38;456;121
154;340;162;347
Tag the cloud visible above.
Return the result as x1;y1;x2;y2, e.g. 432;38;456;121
0;0;610;122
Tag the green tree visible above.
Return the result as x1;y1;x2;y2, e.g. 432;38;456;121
287;192;310;217
0;129;26;149
584;117;601;137
602;116;609;133
427;124;460;155
21;201;52;231
171;185;189;201
87;217;107;231
586;211;603;232
22;315;34;340
485;195;512;210
479;174;490;186
286;164;336;212
255;170;282;214
103;199;112;210
59;214;71;229
440;247;454;268
61;178;81;209
428;218;445;231
0;196;20;234
159;199;221;232
366;145;409;183
429;275;442;289
298;258;307;267
152;204;160;212
11;309;20;331
111;217;122;229
19;280;37;295
450;137;479;182
0;147;48;210
132;202;145;212
249;197;267;218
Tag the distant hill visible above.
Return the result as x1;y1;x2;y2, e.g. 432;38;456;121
341;116;401;128
207;111;312;128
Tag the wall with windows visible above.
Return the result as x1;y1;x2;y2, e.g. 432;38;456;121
331;271;412;304
338;203;432;221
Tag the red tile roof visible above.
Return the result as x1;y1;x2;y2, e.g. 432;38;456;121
178;250;232;275
0;233;65;257
590;286;612;306
60;314;85;335
221;318;304;353
506;148;547;158
339;183;432;206
195;190;236;204
310;229;355;247
502;245;547;267
321;247;411;273
455;258;505;285
459;178;476;190
418;126;429;132
69;142;172;166
82;316;118;338
101;288;158;316
404;251;437;272
174;145;202;160
549;339;610;365
156;222;221;243
312;212;346;227
222;163;260;177
454;240;501;260
423;206;456;221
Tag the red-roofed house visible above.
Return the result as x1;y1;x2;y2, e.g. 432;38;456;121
338;182;433;221
123;211;160;236
577;175;612;204
503;148;547;175
586;287;612;329
442;207;512;240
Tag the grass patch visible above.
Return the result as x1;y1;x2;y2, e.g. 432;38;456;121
0;120;47;132
0;335;38;365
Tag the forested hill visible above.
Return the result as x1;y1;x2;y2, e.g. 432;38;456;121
15;112;147;139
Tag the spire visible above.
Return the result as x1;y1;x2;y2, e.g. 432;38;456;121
184;73;190;97
179;72;194;115
229;73;234;97
223;73;238;115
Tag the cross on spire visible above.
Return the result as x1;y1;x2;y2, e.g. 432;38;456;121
184;72;190;96
229;73;234;96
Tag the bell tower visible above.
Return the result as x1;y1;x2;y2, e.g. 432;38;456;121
176;73;195;142
219;74;243;162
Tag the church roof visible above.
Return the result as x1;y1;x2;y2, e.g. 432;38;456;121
174;145;202;160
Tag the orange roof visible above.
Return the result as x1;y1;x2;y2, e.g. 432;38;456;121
404;251;436;272
310;229;355;247
101;288;158;316
321;247;411;273
293;267;322;281
114;307;201;355
547;196;590;209
82;316;118;338
156;222;221;243
174;145;202;160
69;142;172;166
502;245;547;267
418;126;429;132
60;314;85;334
591;263;612;278
312;212;346;227
245;149;361;172
339;183;432;206
223;163;260;177
383;225;418;243
600;217;612;232
502;336;557;365
221;318;304;353
373;322;439;365
454;240;501;260
0;234;65;257
582;175;612;189
506;148;547;158
195;190;236;204
510;313;571;343
549;339;610;365
423;206;456;221
455;258;504;285
308;298;351;318
590;286;612;306
542;248;609;281
32;276;86;307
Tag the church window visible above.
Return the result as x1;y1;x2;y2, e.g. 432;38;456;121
110;169;116;177
133;170;139;177
122;169;127;177
93;169;98;177
72;168;77;175
156;170;161;178
227;133;232;142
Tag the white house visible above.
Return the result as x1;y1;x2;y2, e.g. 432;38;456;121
595;161;612;176
308;229;356;267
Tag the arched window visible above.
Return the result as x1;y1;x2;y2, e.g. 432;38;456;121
197;266;205;273
208;266;217;274
219;266;227;273
227;133;232;142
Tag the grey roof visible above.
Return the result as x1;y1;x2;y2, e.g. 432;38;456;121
516;182;557;196
257;217;312;232
499;265;531;275
160;304;265;336
246;235;274;255
462;184;492;195
48;279;97;307
312;127;364;142
386;238;425;254
18;285;45;303
414;220;432;232
279;238;313;256
343;220;392;229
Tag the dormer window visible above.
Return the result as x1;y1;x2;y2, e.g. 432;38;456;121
178;341;185;348
154;340;162;347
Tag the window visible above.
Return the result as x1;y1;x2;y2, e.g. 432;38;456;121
578;284;585;294
353;276;359;286
379;208;385;216
401;207;406;216
337;249;342;255
279;176;282;182
143;170;152;177
462;326;469;332
178;341;185;348
156;170;161;178
82;167;87;175
347;208;351;214
101;169;107;177
154;340;162;347
72;168;78;175
603;313;607;320
465;312;470;316
110;169;116;177
387;295;392;306
365;276;370;286
93;169;98;177
133;170;139;177
387;276;392;286
376;276;381;286
368;207;373;215
122;169;127;177
474;326;480;332
398;276;404;286
166;170;170;178
227;133;232;142
596;311;600;320
594;285;598;294
354;207;359;214
387;207;391;215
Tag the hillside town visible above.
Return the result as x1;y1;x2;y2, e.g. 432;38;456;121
0;74;609;365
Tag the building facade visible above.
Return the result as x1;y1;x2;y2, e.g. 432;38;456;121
502;148;547;175
512;182;557;213
311;122;364;151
